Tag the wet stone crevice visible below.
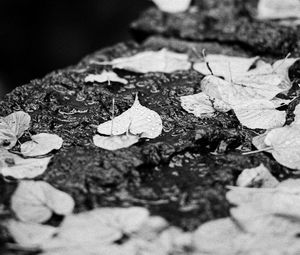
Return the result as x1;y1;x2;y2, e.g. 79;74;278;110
0;5;300;254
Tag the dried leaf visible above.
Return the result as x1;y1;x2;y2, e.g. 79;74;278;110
6;220;57;248
232;99;286;129
152;0;191;13
257;0;300;20
85;70;128;84
0;149;51;179
236;163;279;188
108;49;191;73
97;96;162;139
21;133;63;157
193;55;259;81
180;92;216;117
11;181;74;223
0;111;30;149
264;126;300;170
93;134;139;151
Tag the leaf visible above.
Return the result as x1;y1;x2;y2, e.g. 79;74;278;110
21;133;63;157
193;55;259;82
97;96;163;139
152;0;191;13
0;149;51;179
232;99;286;129
264;126;300;170
273;58;299;84
236;164;279;188
192;218;242;254
85;70;128;85
11;181;74;223
0;111;31;149
42;207;149;250
108;49;191;74
5;220;57;248
93;134;139;151
257;0;300;20
291;104;300;127
180;92;216;117
252;132;269;150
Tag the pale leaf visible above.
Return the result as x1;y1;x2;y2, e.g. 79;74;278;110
0;111;30;149
93;134;139;151
180;92;216;117
152;0;191;13
257;0;300;20
264;126;300;169
97;96;163;139
233;99;286;129
0;149;51;179
85;70;128;84
291;104;300;127
273;58;299;84
252;132;269;150
109;49;191;74
193;55;259;81
192;218;241;254
21;133;63;157
6;220;57;248
236;163;279;188
11;181;74;223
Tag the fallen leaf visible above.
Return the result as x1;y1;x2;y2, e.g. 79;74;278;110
97;95;163;139
264;126;300;169
85;70;128;84
5;220;57;248
233;99;286;129
21;133;63;157
180;92;216;117
257;0;300;20
0;149;51;179
252;132;269;150
11;181;74;223
273;58;299;84
236;163;279;188
93;134;139;151
152;0;191;13
291;104;300;126
0;111;31;149
193;55;259;82
108;49;191;73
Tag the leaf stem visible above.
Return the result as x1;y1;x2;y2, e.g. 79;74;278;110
242;147;273;155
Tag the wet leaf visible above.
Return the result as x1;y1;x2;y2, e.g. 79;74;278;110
97;96;163;139
85;70;128;84
257;0;300;20
233;99;286;129
0;149;51;179
236;163;279;188
264;126;300;170
152;0;191;13
193;55;259;81
11;181;74;223
6;220;57;248
180;92;216;117
0;111;30;149
93;134;139;151
21;133;63;157
108;49;191;73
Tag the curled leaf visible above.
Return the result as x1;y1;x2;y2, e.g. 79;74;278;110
236;164;279;188
0;111;30;149
0;149;51;179
93;134;140;151
85;70;128;84
97;96;163;139
108;49;191;74
152;0;191;13
21;133;63;157
11;181;74;223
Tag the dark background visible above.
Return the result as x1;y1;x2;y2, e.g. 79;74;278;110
0;0;151;97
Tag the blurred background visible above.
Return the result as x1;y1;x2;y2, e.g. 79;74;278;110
0;0;151;97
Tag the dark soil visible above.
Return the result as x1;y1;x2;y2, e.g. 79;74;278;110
1;2;300;254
